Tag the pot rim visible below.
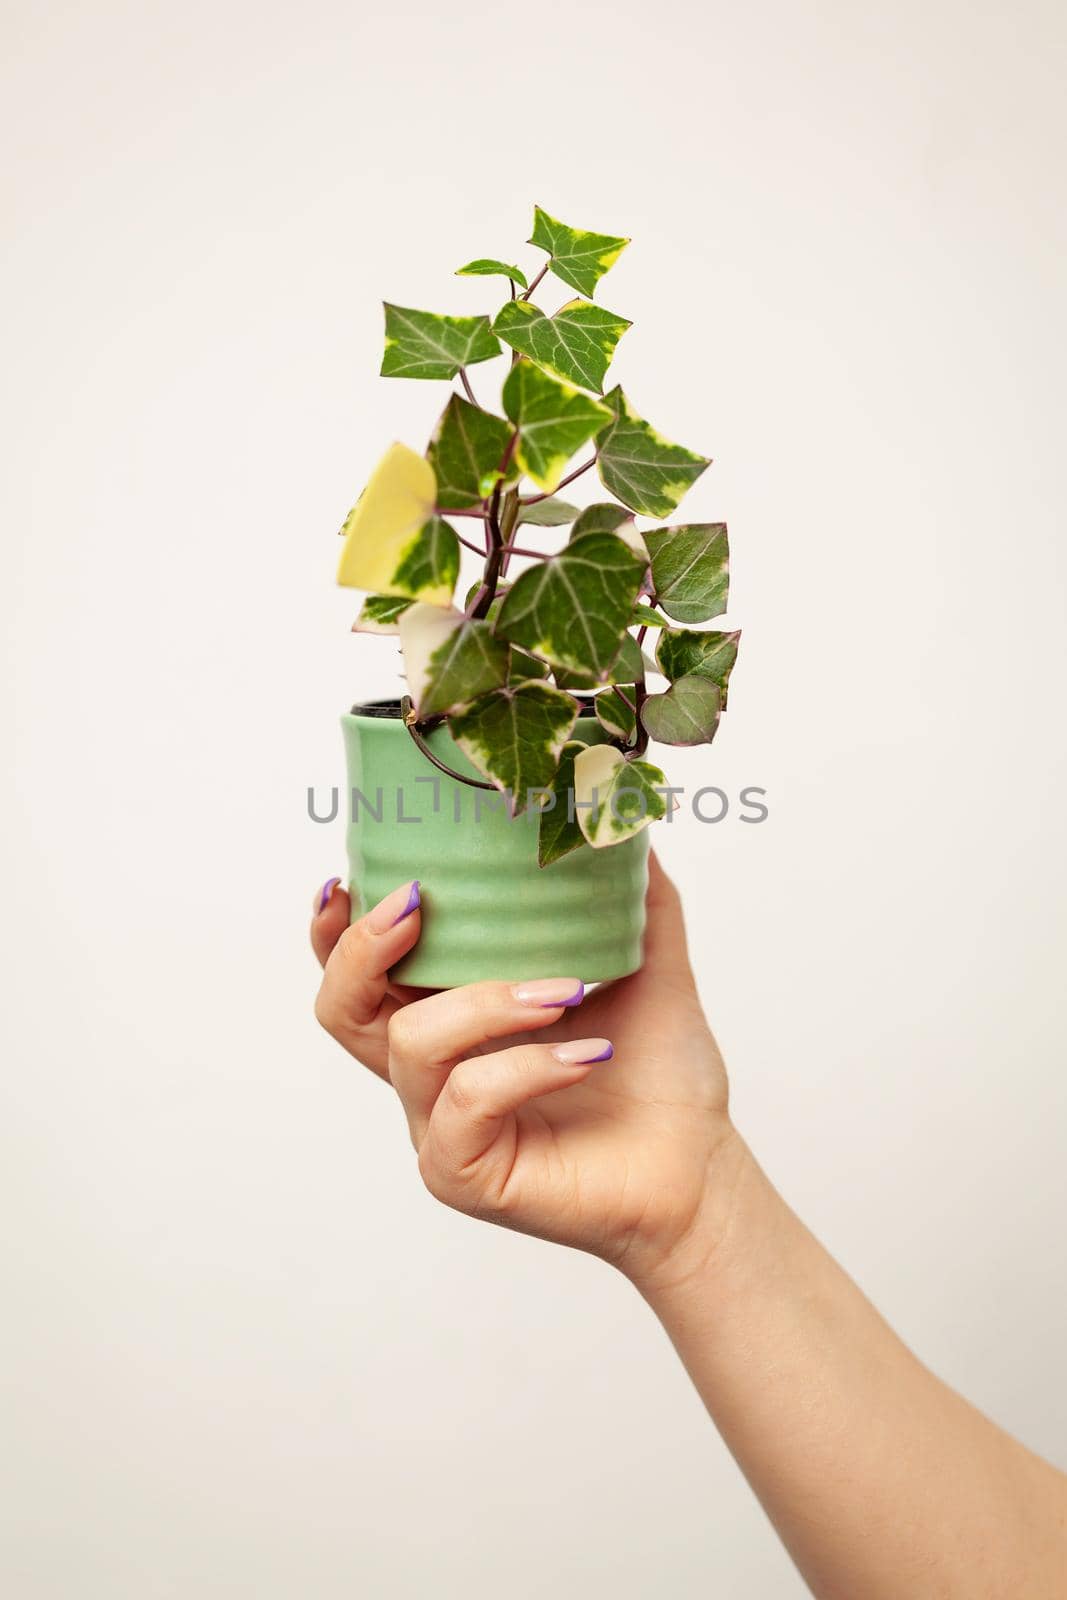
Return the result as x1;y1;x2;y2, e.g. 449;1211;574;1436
346;695;599;721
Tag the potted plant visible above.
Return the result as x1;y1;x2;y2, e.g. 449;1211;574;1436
334;206;740;987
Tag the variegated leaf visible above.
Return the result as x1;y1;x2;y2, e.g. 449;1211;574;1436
517;497;580;527
573;745;667;849
495;532;646;679
644;523;729;623
399;605;510;718
553;630;645;691
353;594;415;634
450;682;579;816
595;686;637;743
502;360;612;491
538;740;587;866
529;207;630;298
428;395;514;510
569;499;646;557
381;304;500;380
337;445;457;603
655;628;741;698
455;258;528;289
493;299;630;394
596;388;710;517
640;674;721;746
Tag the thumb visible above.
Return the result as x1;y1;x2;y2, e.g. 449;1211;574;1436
641;851;695;981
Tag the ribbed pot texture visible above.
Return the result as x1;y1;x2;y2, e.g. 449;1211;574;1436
342;702;649;988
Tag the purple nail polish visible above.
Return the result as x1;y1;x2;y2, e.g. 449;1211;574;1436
548;981;585;1009
318;876;342;913
391;879;421;926
583;1043;613;1063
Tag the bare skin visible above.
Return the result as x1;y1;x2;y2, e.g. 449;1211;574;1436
311;857;1067;1600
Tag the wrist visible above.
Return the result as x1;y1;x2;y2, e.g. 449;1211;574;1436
624;1127;771;1310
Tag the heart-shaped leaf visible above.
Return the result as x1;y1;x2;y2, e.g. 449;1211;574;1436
656;628;741;699
428;395;514;510
493;299;630;393
529;207;630;299
399;605;511;718
538;740;588;866
352;594;415;634
450;682;579;816
455;258;528;289
495;533;646;679
337;445;457;603
644;523;729;623
573;745;668;848
595;686;637;742
502;360;612;491
569;499;646;558
640;674;721;746
517;497;580;527
382;304;500;380
596;388;710;517
553;631;645;691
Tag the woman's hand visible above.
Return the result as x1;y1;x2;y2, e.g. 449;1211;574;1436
310;857;744;1287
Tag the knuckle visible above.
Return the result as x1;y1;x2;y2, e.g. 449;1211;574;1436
443;1064;479;1116
313;988;339;1038
386;1006;421;1058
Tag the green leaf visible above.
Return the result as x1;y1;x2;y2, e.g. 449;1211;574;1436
352;593;415;634
495;532;646;680
596;388;710;517
516;497;579;527
631;602;665;627
502;360;612;492
595;685;637;743
553;631;644;691
450;682;579;816
655;628;741;700
538;740;587;866
399;605;510;718
644;523;729;623
640;674;721;746
529;206;630;299
507;647;551;682
573;745;668;848
570;502;634;540
493;299;630;393
385;515;458;602
427;395;514;510
455;258;528;289
381;304;500;380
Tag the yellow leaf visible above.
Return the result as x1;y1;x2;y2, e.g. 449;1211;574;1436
336;444;438;596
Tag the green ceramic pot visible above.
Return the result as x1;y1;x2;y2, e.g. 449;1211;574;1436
342;700;649;988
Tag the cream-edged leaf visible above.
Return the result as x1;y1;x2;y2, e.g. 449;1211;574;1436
595;685;637;743
596;388;710;517
573;745;667;848
529;207;630;299
495;533;646;680
352;594;415;634
399;604;509;717
337;444;446;599
493;299;630;393
655;628;741;700
644;523;729;623
502;360;612;491
428;395;514;510
449;682;579;816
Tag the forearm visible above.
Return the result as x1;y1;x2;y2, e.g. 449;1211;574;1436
634;1134;1067;1600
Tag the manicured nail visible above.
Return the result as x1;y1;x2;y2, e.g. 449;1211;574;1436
513;978;585;1009
366;880;421;933
317;876;342;914
551;1039;613;1065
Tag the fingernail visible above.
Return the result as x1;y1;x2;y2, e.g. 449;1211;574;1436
551;1039;613;1065
366;880;421;933
513;978;585;1009
317;876;342;914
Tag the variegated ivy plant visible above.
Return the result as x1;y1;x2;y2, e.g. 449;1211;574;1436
336;206;740;865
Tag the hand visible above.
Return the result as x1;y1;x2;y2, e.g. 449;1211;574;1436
310;857;744;1287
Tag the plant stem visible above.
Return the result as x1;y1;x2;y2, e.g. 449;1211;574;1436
520;456;596;505
632;624;650;757
469;482;504;619
520;262;550;302
441;505;488;519
501;542;549;560
455;529;489;556
458;367;478;405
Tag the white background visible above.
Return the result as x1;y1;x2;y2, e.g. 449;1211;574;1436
3;2;1066;1595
